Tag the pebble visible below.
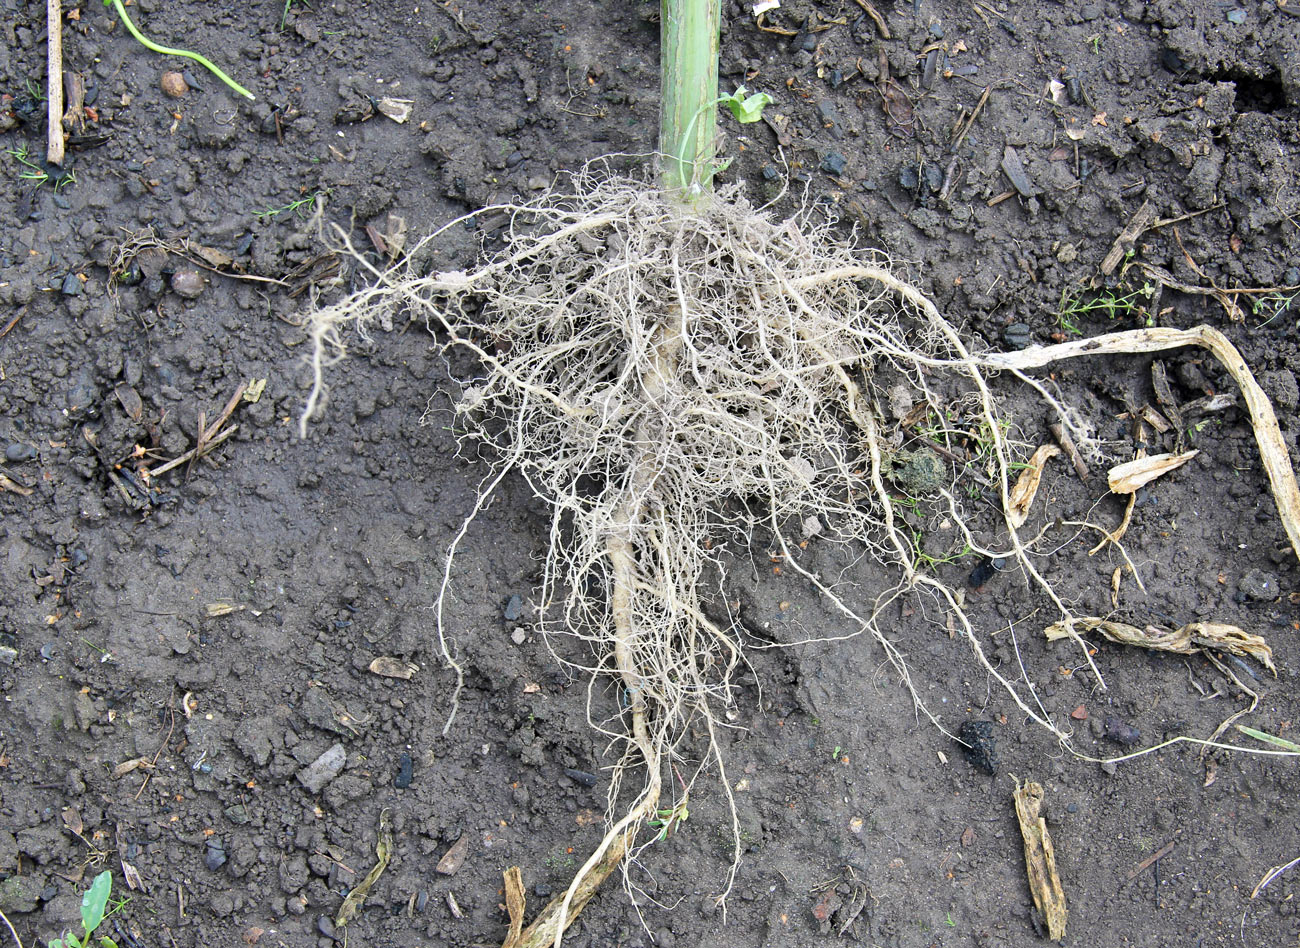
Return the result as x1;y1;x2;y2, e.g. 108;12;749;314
1102;716;1140;746
967;556;1007;588
564;767;598;787
1002;323;1032;350
820;151;847;175
316;915;335;939
1238;568;1280;602
414;889;429;913
161;71;189;97
504;595;524;621
224;804;250;825
393;752;413;789
0;647;16;666
957;720;998;774
60;272;83;296
510;628;527;645
297;743;347;793
205;838;227;870
171;270;205;299
4;443;36;462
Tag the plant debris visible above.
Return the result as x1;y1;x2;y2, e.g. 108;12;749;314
1043;617;1274;674
1013;779;1067;941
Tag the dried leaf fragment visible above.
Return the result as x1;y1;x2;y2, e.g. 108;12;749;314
376;97;413;123
113;757;154;778
1007;444;1060;528
369;657;419;680
0;473;33;496
1013;779;1067;941
1043;616;1274;674
335;809;393;928
1107;450;1197;493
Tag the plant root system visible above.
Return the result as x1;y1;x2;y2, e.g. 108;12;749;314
301;170;1297;945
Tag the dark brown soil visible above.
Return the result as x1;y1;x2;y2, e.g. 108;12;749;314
1;2;1298;947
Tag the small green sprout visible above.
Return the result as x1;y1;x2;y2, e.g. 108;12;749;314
49;870;128;948
1253;290;1297;328
102;0;255;101
255;190;329;222
945;912;956;927
6;144;76;191
1237;724;1300;753
720;86;773;124
646;798;690;842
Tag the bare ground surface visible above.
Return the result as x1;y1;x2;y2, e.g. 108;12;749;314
1;1;1299;947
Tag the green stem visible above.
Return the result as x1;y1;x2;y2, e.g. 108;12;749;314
106;0;256;101
659;0;720;202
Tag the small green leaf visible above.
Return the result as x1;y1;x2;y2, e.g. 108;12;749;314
1237;725;1300;752
723;87;773;124
49;938;65;948
81;871;112;935
100;938;119;948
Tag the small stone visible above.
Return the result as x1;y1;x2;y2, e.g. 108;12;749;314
161;71;189;97
820;151;847;175
297;743;346;793
564;767;598;787
205;838;227;871
1238;568;1280;602
1100;760;1118;776
957;720;998;774
393;752;413;789
316;914;336;939
510;628;527;646
815;100;839;128
1103;716;1140;746
224;804;251;825
1225;9;1246;24
72;691;96;731
60;272;83;296
0;647;16;666
1002;323;1032;350
171;270;205;299
1069;704;1088;721
4;443;36;462
414;889;429;912
504;595;524;621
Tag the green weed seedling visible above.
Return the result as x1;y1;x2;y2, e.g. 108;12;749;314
255;190;328;222
1253;290;1298;328
1056;280;1155;335
49;870;128;948
647;798;690;842
6;144;76;191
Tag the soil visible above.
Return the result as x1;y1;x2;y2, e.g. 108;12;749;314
1;1;1298;947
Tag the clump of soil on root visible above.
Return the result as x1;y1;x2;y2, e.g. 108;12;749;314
302;171;1088;944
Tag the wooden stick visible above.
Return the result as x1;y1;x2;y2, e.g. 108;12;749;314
46;0;65;167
